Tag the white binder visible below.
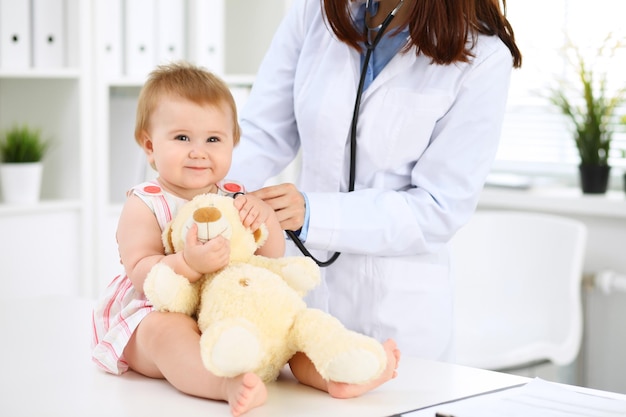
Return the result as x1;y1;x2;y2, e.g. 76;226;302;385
188;0;225;73
32;0;65;68
0;0;31;69
124;0;156;78
95;0;123;79
156;0;185;64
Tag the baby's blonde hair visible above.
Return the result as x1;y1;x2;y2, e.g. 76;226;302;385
134;61;241;146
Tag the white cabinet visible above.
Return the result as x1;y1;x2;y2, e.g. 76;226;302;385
92;0;289;294
0;0;93;297
0;207;82;297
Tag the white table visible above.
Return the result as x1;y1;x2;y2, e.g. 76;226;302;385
0;295;533;417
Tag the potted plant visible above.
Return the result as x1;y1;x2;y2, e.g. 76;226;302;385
549;39;626;194
0;124;50;204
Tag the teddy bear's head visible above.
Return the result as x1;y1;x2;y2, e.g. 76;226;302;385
162;194;268;263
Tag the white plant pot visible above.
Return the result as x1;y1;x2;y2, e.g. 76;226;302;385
0;162;44;204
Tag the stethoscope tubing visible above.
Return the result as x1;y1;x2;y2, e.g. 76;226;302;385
286;4;401;267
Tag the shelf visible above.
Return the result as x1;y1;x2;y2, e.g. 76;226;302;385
0;78;83;201
0;0;92;298
479;186;626;219
0;199;82;216
0;68;82;79
223;74;256;86
107;78;146;88
106;73;255;89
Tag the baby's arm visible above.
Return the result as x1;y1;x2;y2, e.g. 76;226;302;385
117;195;171;292
117;195;229;293
234;193;286;257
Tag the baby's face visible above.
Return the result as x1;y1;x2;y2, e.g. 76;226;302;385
142;94;235;200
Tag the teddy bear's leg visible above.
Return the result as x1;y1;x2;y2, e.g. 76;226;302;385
144;263;200;315
291;309;387;384
200;318;263;378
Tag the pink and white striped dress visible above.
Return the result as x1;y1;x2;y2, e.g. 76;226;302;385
91;181;187;374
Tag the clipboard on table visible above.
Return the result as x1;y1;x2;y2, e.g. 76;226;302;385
385;382;525;417
390;378;626;417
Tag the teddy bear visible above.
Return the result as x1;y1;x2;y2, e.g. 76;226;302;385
143;193;387;384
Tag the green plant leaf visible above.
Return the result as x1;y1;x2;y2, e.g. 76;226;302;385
548;38;626;166
0;125;50;163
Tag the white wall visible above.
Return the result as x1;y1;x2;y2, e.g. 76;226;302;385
577;215;626;393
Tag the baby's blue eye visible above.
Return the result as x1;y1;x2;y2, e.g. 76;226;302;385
175;134;190;142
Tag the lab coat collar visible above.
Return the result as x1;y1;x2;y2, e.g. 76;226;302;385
350;37;416;101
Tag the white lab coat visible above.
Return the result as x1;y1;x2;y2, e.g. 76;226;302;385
229;0;513;360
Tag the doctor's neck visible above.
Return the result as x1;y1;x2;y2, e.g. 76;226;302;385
365;0;409;33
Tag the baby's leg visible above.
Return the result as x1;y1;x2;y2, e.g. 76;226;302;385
289;339;401;399
124;311;267;415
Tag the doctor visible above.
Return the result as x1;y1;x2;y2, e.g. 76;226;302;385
229;0;522;362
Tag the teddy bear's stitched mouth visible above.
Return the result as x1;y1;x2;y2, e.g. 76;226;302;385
197;222;229;241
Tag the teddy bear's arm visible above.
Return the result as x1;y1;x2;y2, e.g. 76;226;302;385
144;263;201;315
246;255;321;297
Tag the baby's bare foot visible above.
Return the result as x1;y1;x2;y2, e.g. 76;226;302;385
327;339;401;399
228;373;267;416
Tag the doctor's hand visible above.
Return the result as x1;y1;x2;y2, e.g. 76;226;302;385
249;183;306;232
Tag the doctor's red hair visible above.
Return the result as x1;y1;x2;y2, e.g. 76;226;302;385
322;0;522;68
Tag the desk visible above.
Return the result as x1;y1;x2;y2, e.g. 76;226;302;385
0;296;531;417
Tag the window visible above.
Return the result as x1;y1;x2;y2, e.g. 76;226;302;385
494;0;626;187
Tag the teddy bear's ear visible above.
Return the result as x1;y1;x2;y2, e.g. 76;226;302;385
162;220;175;254
254;224;269;248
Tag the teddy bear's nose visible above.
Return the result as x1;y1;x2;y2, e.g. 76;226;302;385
239;278;250;287
194;207;221;222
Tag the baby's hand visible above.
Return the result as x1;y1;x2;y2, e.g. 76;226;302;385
182;223;230;277
234;194;274;231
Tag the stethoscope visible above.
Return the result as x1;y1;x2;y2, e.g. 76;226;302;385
286;0;406;267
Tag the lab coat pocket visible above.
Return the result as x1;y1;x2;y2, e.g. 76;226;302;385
382;89;451;164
